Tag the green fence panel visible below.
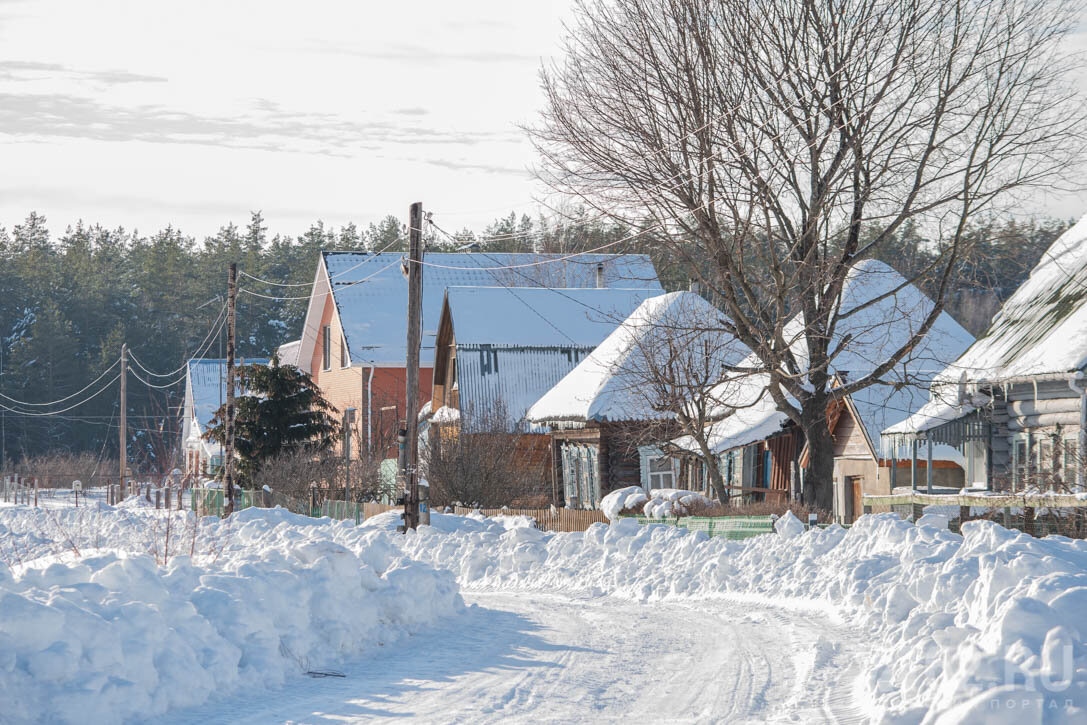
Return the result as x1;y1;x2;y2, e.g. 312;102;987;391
618;513;775;540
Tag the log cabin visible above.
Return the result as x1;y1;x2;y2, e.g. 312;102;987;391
883;214;1087;494
527;291;738;508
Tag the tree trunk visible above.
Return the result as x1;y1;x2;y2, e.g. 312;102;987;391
803;413;835;511
697;441;728;503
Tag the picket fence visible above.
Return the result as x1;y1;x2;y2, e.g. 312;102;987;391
450;505;608;532
191;488;398;523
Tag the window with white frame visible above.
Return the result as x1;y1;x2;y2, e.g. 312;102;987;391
340;335;349;368
648;456;676;489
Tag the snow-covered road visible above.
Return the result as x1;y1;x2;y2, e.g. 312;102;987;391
155;591;865;724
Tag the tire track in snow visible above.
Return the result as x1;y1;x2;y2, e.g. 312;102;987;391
154;590;865;724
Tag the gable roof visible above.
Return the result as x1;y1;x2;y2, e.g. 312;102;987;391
937;214;1087;382
444;286;662;347
679;260;974;455
185;358;269;445
312;251;663;368
526;291;744;424
443;286;661;431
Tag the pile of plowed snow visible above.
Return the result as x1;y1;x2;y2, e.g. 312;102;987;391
0;505;462;724
397;513;1087;724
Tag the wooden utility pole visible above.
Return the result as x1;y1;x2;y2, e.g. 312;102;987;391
402;202;424;531
224;262;237;516
119;343;127;500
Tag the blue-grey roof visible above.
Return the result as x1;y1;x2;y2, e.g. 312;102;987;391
324;252;663;366
445;286;663;431
445;286;662;347
187;358;269;434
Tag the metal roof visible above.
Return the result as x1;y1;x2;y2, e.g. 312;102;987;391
445;286;662;347
936;214;1087;382
457;345;596;433
323;252;663;367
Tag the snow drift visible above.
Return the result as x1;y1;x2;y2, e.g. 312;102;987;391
0;505;462;725
398;513;1087;724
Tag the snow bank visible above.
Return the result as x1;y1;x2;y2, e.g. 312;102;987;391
399;513;1087;723
430;405;460;424
0;505;462;724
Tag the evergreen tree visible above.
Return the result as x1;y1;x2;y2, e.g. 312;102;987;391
203;356;338;484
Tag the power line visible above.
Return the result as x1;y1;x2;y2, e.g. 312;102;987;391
0;357;121;408
128;303;227;378
236;237;409;288
0;373;121;417
238;257;402;301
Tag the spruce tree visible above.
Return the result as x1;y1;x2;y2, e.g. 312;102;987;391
203;356;338;484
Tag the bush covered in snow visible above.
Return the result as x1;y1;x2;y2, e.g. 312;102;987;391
600;486;711;520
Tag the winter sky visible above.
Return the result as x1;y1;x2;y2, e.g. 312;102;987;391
0;0;1085;239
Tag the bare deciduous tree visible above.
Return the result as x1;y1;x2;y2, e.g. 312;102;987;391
600;292;749;501
533;0;1087;507
421;402;550;507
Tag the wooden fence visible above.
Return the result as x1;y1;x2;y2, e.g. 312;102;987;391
863;491;1087;538
451;505;608;532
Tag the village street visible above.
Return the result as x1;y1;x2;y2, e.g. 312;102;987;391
155;591;865;724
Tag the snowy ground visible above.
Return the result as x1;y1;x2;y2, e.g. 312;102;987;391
2;503;1086;724
157;591;863;724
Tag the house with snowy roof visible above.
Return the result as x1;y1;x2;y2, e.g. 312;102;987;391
526;291;741;508
294;251;663;461
181;357;268;478
882;214;1087;492
428;285;663;503
670;260;974;522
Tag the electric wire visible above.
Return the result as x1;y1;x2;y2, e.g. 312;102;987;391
128;303;226;378
236;237;409;288
238;257;402;301
0;357;121;408
0;373;122;416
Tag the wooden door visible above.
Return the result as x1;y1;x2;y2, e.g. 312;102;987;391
851;477;864;523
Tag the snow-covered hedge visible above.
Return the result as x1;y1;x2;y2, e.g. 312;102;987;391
399;513;1087;723
0;506;462;724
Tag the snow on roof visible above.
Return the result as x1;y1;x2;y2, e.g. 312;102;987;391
445;286;662;347
882;395;977;436
672;392;788;455
448;288;659;432
526;291;744;424
276;339;301;367
186;358;269;440
937;214;1087;382
324;252;663;366
703;260;975;451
